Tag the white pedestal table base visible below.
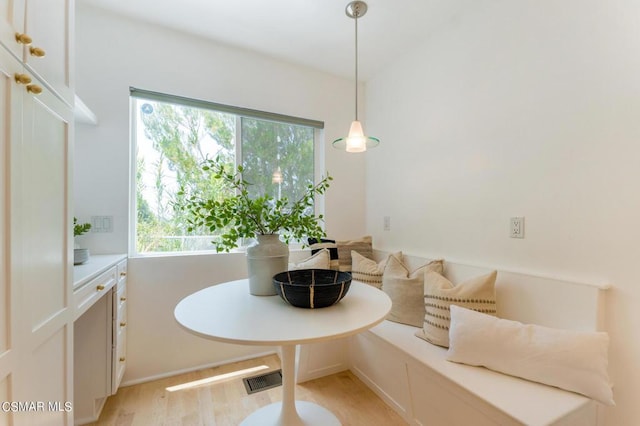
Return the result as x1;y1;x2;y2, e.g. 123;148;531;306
240;401;340;426
240;344;341;426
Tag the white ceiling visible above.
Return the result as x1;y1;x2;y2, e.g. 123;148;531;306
81;0;487;81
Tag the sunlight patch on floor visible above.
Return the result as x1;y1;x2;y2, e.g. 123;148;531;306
165;365;270;392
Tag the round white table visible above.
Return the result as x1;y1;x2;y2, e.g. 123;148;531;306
174;279;391;426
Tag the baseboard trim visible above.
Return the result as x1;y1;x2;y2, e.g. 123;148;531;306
296;363;348;384
350;365;409;421
119;350;278;388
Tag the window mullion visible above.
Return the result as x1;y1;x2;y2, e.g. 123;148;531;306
235;115;243;194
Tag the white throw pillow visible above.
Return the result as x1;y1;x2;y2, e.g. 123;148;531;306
447;305;614;406
351;250;401;289
382;255;444;327
415;270;497;348
288;249;330;270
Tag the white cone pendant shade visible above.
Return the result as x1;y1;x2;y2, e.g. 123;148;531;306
333;1;379;153
333;121;380;153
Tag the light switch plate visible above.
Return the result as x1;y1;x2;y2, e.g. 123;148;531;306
91;215;114;233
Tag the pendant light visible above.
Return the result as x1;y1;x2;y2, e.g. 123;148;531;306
333;1;380;153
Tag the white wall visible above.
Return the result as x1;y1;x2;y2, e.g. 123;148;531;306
365;1;640;425
74;5;367;383
125;253;266;384
74;5;367;254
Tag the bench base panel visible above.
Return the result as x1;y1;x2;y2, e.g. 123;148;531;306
350;325;599;426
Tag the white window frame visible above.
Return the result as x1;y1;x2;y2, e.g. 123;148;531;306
128;88;326;257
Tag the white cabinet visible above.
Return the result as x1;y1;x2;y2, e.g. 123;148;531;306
112;260;128;392
0;48;12;425
0;30;73;426
1;1;73;425
73;276;113;425
0;0;25;59
0;0;74;105
73;256;127;425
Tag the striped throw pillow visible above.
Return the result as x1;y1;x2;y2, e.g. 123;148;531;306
308;238;339;270
351;251;401;289
415;270;497;348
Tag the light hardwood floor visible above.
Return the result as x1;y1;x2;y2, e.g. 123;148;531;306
89;354;406;426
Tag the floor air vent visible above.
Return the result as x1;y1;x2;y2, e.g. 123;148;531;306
243;369;283;394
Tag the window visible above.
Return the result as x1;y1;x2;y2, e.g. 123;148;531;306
130;88;324;254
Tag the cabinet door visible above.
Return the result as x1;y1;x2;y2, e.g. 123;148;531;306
74;288;113;424
19;75;71;330
23;0;74;105
0;43;22;426
11;69;74;426
0;0;74;104
0;0;26;58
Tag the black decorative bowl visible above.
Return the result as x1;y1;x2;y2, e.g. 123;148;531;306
273;269;352;309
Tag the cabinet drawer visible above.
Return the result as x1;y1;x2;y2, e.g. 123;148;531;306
112;260;127;394
115;279;127;336
74;267;116;320
114;342;126;390
117;260;127;286
116;281;127;312
115;311;127;345
112;321;127;393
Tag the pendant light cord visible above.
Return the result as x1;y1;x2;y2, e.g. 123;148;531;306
354;13;359;121
333;2;380;151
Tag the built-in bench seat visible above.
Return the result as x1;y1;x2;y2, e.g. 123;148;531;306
296;254;610;426
351;319;598;426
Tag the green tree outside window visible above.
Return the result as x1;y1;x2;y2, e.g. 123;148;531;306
134;99;317;253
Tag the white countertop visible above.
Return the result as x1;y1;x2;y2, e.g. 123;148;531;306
73;253;127;290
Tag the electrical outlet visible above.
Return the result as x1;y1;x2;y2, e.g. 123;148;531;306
510;217;524;238
383;216;391;231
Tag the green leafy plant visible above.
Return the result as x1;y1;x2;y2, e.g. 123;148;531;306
177;157;332;252
74;217;92;237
